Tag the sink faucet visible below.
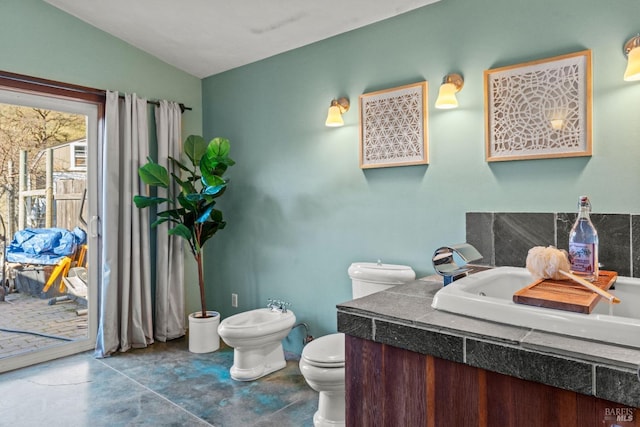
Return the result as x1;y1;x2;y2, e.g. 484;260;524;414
432;243;483;286
267;298;291;313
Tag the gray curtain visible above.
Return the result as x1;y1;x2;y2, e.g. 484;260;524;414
95;91;153;357
154;101;185;341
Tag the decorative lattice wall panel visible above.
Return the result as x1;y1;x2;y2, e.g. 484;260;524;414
359;81;428;169
484;50;592;162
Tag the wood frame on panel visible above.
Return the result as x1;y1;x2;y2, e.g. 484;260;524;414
484;50;592;162
359;81;428;169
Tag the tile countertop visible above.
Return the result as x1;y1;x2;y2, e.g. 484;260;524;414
336;277;640;409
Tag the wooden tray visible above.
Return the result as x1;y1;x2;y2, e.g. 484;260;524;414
513;270;618;314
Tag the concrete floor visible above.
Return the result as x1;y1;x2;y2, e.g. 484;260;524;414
0;338;318;426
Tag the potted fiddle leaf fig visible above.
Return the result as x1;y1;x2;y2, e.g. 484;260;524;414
134;135;235;353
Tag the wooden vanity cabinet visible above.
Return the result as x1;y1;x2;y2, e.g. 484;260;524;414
345;335;638;427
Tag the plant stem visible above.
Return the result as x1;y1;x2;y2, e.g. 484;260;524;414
196;251;208;317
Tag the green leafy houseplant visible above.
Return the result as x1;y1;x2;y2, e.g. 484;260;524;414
134;135;235;318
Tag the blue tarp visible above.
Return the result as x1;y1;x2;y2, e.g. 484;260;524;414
6;227;86;265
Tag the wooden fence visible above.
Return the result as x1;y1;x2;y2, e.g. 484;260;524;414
11;148;87;236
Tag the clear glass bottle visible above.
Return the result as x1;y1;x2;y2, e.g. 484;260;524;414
568;196;599;282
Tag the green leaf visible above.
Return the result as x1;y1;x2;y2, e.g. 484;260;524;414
184;135;207;166
133;195;170;208
150;217;170;228
210;141;234;168
202;184;225;197
157;209;182;221
200;158;219;184
183;193;205;203
210;209;223;222
201;170;225;187
177;192;198;211
181;211;196;229
207;137;231;158
138;163;170;188
199;221;223;247
168;223;192;241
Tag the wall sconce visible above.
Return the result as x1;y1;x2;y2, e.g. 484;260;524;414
435;73;464;109
624;34;640;81
325;97;350;127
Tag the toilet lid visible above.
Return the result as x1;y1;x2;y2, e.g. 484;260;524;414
302;333;345;367
348;262;415;284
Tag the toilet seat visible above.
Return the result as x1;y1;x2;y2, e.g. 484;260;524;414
302;333;345;368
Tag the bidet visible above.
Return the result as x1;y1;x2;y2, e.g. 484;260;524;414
218;307;296;381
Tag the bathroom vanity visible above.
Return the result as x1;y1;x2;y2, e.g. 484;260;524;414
337;277;640;426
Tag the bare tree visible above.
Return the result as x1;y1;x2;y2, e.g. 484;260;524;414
0;103;86;231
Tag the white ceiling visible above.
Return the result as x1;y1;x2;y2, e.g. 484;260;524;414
44;0;441;78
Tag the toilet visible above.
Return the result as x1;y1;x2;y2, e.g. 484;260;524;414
217;307;296;381
299;262;415;427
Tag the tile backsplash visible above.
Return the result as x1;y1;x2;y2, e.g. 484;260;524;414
466;212;639;277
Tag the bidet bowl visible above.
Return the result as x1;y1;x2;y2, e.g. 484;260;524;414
219;307;295;335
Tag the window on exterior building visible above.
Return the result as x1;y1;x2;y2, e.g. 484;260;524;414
70;141;87;170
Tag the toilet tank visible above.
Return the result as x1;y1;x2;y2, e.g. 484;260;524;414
348;262;416;299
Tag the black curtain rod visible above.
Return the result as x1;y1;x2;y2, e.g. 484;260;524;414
0;71;192;113
117;94;192;113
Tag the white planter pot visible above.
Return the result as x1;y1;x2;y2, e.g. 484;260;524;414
188;311;220;353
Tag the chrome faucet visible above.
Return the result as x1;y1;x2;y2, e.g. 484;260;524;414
432;243;483;286
267;298;291;313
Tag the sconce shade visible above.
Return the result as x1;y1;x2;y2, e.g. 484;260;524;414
325;105;344;127
325;97;350;127
435;83;459;109
435;73;464;109
624;38;640;81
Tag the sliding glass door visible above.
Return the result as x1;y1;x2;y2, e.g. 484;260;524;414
0;86;100;372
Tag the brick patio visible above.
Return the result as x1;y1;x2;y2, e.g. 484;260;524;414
0;292;87;358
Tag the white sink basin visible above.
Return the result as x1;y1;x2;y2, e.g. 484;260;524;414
431;266;640;348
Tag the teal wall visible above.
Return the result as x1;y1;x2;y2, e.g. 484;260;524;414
202;0;640;342
4;0;640;349
0;0;202;136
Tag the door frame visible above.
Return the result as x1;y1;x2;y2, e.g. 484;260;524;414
0;72;103;372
